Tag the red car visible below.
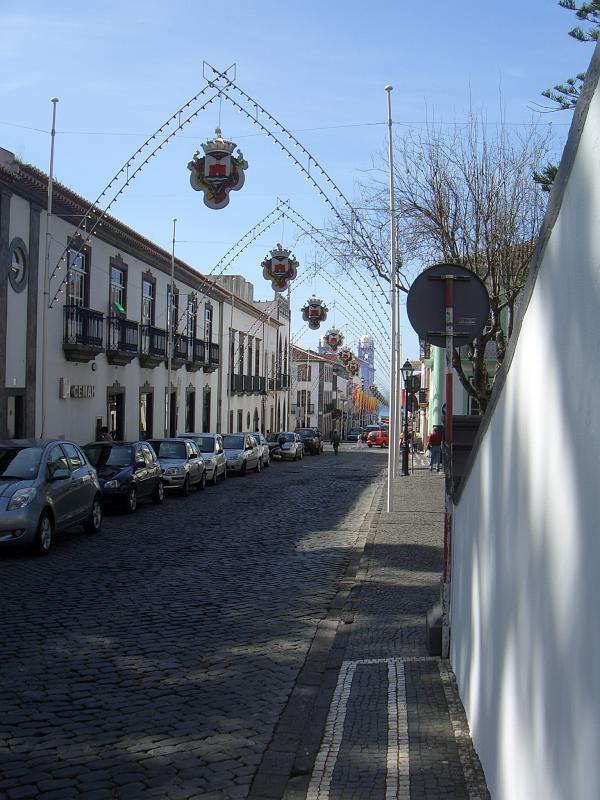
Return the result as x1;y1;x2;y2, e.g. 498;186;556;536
366;429;389;448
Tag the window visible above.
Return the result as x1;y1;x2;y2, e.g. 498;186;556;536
238;333;245;374
8;239;28;292
66;247;88;307
142;278;155;325
167;286;179;332
229;410;234;434
229;329;236;375
298;364;311;381
204;304;213;342
247;337;253;376
61;443;84;470
237;409;243;432
255;340;260;376
297;390;311;408
187;296;198;339
110;266;126;314
47;445;69;476
141;444;156;466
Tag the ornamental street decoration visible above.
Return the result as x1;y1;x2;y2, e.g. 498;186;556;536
354;386;379;413
347;359;360;376
323;326;344;352
338;347;354;366
188;128;248;209
369;384;386;405
301;295;328;330
261;243;299;292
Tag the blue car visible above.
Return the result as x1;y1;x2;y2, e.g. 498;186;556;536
83;441;164;513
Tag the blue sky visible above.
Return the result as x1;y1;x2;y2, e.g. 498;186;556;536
0;0;591;387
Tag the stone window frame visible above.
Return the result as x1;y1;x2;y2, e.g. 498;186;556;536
109;254;128;316
141;271;156;326
8;237;28;293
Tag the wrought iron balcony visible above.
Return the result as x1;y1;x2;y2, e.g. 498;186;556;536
208;342;220;365
171;333;189;364
187;338;207;372
140;325;166;369
63;304;104;363
106;316;139;366
230;373;244;394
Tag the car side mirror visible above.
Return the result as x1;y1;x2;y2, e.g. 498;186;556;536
48;467;70;481
135;460;146;469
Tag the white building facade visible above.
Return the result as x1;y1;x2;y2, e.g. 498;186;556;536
0;148;287;443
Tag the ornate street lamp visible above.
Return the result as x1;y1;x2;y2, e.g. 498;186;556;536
400;359;415;476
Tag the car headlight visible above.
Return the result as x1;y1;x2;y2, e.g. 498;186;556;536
164;466;186;476
104;479;120;489
205;458;215;467
8;487;36;510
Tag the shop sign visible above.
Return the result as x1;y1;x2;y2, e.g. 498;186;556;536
70;384;95;399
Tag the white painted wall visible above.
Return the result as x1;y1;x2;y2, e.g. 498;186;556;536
450;50;600;800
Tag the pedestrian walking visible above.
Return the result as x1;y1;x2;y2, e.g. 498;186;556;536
427;426;443;472
331;428;341;455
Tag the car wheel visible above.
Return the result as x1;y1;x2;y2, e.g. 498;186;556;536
221;466;228;480
152;480;164;504
180;475;191;496
211;467;219;486
124;485;137;514
84;495;102;533
367;443;373;448
240;461;247;476
197;471;206;491
33;511;53;555
255;458;262;473
299;450;303;460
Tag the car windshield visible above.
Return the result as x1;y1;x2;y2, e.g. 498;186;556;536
279;433;295;443
223;435;244;450
149;440;186;459
190;436;215;453
298;429;315;437
0;446;43;479
84;444;132;468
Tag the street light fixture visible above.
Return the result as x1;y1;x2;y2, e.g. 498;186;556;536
401;359;415;476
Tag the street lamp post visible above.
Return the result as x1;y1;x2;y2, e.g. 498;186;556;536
401;359;415;477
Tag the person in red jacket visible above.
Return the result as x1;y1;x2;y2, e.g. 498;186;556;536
427;427;443;472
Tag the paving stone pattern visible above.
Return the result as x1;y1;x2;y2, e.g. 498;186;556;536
0;448;384;800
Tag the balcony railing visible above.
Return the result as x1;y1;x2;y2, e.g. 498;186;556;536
268;378;275;392
172;333;189;362
63;304;104;362
140;325;166;368
106;316;139;365
242;375;253;393
192;338;206;364
231;373;244;393
296;404;315;415
208;342;220;365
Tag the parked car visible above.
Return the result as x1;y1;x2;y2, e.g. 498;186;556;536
266;432;283;460
276;432;304;461
361;424;385;442
346;427;365;442
366;428;389;448
0;439;102;555
251;432;271;468
178;433;227;485
223;433;262;475
147;438;206;495
296;427;323;455
83;440;164;512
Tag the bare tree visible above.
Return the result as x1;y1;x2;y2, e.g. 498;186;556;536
343;116;552;412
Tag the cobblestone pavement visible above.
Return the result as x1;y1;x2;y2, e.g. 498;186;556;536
0;447;382;800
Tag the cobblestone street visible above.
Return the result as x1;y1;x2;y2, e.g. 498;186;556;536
0;447;383;800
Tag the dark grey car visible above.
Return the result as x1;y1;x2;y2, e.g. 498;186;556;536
0;439;102;555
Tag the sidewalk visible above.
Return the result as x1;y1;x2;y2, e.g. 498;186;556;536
250;453;490;800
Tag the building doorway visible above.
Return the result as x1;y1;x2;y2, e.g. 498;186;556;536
6;394;24;439
202;387;211;433
139;391;153;439
186;389;195;433
107;389;125;440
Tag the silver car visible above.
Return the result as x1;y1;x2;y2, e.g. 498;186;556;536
276;432;304;461
179;433;227;486
148;438;206;495
223;433;262;475
251;432;270;468
0;439;102;555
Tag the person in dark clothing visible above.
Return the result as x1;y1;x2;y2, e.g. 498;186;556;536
331;429;341;455
427;427;442;472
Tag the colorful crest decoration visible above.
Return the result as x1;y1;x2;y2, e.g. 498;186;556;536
347;359;360;376
262;243;299;292
301;295;328;330
188;128;248;209
323;327;344;352
338;347;354;366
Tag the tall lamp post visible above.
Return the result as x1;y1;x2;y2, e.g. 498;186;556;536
401;359;415;476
